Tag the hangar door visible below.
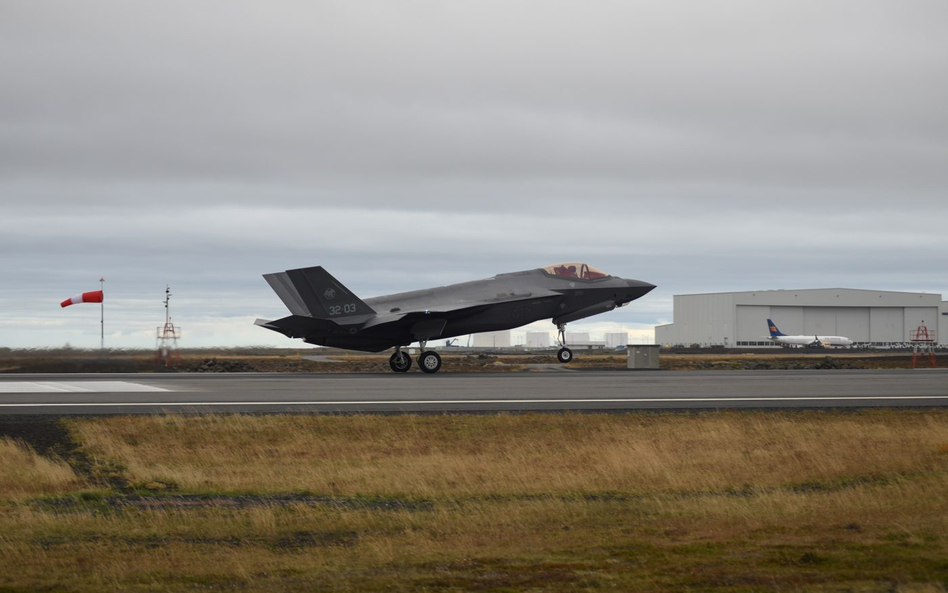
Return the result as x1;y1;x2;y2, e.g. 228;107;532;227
904;307;939;339
836;308;870;342
736;305;770;342
870;308;904;342
770;306;804;335
803;307;837;335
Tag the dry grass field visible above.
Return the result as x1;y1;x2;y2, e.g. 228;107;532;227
1;411;948;591
0;438;84;500
0;346;941;373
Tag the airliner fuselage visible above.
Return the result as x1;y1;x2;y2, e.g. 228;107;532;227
767;319;854;348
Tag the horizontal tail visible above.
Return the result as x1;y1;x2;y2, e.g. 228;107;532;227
263;266;375;321
254;315;338;339
767;319;785;337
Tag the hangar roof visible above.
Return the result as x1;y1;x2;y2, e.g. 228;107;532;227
675;288;938;297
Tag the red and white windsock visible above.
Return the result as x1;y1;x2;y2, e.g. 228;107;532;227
60;290;104;308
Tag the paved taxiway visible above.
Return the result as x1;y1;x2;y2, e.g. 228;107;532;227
1;369;947;414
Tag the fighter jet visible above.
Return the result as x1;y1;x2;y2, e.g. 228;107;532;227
256;262;655;373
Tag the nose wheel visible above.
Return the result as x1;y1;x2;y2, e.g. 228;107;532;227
556;324;573;364
556;347;573;363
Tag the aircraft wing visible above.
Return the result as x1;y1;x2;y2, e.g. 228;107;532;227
360;303;497;330
376;288;561;318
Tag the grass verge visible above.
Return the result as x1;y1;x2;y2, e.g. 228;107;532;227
0;410;946;591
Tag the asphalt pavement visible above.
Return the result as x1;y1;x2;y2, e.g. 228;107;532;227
1;369;946;415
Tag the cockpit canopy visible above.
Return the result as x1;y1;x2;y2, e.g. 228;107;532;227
542;262;610;280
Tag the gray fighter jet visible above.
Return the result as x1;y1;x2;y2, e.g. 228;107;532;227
256;262;655;373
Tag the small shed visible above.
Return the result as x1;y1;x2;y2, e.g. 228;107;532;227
627;345;660;370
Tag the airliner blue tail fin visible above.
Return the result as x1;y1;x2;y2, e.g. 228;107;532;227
767;319;785;337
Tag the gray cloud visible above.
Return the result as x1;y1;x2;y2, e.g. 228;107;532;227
1;1;946;347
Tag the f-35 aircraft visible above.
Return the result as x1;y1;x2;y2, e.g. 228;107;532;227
256;263;655;373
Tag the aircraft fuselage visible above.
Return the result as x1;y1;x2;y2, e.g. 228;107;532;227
257;265;655;353
771;335;854;348
323;270;653;351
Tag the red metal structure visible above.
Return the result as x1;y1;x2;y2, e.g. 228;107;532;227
910;325;937;368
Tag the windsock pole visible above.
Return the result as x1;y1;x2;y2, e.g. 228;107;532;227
100;276;105;352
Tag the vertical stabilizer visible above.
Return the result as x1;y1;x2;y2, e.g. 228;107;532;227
263;266;375;319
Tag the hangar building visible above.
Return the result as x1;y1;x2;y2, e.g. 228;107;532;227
655;288;948;347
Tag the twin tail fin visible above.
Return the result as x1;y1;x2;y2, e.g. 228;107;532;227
263;266;375;321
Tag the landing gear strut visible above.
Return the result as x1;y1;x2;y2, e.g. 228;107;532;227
418;340;442;374
556;324;573;364
389;346;412;373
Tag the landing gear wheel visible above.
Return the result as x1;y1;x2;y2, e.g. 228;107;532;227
556;347;573;364
389;351;412;373
419;351;442;374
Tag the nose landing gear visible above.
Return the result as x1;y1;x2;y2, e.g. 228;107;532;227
556;324;573;364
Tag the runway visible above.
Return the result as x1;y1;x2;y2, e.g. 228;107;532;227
1;369;947;414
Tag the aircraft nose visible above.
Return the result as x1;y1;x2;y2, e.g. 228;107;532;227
618;279;656;302
625;279;656;292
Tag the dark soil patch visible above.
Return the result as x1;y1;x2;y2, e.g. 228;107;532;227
188;358;258;372
661;354;927;371
0;357;159;373
0;416;77;458
33;493;434;512
417;559;588;590
36;530;358;550
0;416;129;490
274;530;358;549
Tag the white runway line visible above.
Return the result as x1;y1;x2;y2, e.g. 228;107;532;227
0;395;947;407
0;381;169;394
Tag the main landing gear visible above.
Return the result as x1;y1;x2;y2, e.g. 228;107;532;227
418;349;442;374
556;324;573;364
389;342;443;374
389;347;412;372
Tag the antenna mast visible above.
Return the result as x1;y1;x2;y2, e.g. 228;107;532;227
156;285;181;367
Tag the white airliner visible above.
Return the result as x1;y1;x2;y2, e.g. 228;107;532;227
766;319;854;348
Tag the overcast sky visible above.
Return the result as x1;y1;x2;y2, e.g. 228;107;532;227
1;1;946;349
